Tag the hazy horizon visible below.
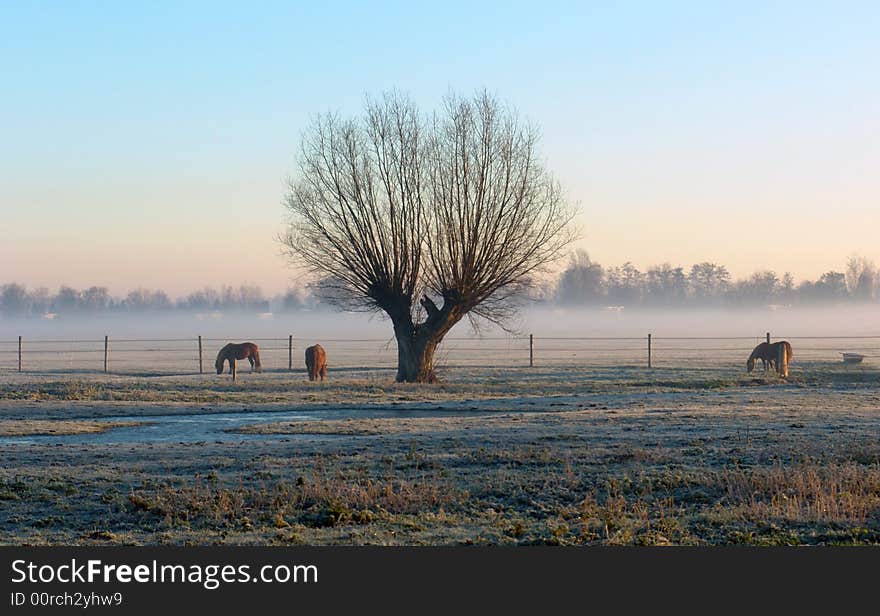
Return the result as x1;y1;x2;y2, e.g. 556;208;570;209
3;305;880;342
0;252;875;299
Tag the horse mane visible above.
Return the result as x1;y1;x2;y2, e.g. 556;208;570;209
215;343;231;370
748;342;770;360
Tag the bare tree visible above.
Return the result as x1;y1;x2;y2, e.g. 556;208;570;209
181;287;221;310
688;262;730;303
645;263;687;305
605;262;644;305
557;250;604;305
779;272;795;303
0;283;29;316
125;288;171;311
283;91;576;382
729;271;779;305
80;286;111;311
845;255;877;301
53;286;80;312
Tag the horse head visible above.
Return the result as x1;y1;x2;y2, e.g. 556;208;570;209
746;357;756;373
215;345;227;374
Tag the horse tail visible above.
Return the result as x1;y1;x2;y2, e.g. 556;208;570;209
784;341;792;377
785;344;791;376
777;342;790;378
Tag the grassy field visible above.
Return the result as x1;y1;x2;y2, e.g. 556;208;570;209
1;359;879;545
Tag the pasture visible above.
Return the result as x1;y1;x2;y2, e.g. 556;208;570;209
1;351;879;546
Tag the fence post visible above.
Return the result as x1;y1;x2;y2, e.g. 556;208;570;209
198;336;203;374
648;333;652;368
766;332;771;344
289;335;294;371
103;336;109;373
529;334;534;367
18;336;22;372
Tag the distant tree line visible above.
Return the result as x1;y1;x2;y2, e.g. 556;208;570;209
0;283;317;318
554;251;877;307
2;255;877;317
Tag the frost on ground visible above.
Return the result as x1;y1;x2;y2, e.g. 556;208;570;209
0;419;144;436
0;360;879;545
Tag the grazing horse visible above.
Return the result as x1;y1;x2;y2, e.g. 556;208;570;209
305;344;327;381
215;342;262;380
746;342;776;373
747;341;792;377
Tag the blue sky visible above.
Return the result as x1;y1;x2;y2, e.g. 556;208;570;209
2;1;878;295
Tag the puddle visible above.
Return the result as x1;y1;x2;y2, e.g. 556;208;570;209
0;406;494;446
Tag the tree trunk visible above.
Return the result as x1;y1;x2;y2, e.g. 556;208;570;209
388;295;463;383
393;320;440;383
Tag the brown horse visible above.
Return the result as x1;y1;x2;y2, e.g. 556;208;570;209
216;342;262;379
747;341;792;377
305;344;327;381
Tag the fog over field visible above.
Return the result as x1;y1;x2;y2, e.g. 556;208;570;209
2;304;879;341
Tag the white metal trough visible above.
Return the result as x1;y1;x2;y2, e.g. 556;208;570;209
841;353;865;364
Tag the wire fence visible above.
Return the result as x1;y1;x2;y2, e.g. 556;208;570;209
2;333;880;375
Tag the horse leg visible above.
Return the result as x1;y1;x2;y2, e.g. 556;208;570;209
248;356;255;372
229;359;235;375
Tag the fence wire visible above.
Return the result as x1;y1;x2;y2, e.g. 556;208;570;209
1;334;878;375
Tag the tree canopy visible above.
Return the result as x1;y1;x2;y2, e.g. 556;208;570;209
283;91;577;381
